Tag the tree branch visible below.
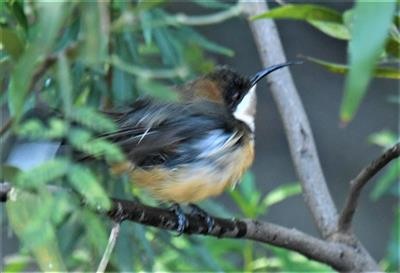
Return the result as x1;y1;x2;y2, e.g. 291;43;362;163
0;183;371;271
241;0;338;238
338;143;400;233
108;198;356;271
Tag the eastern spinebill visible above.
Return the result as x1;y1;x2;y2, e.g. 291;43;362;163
102;62;298;232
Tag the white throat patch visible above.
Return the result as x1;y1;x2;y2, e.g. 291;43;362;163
233;85;257;132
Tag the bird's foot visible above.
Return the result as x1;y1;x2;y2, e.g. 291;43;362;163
189;204;215;233
169;203;188;235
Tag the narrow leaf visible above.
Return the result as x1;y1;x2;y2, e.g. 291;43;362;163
15;159;69;188
252;4;342;22
68;107;117;133
304;56;400;79
67;164;111;210
262;183;301;209
341;1;397;123
252;4;349;40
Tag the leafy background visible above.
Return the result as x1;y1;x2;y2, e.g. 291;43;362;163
1;1;398;272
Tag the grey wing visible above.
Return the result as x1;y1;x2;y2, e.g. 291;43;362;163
102;98;238;168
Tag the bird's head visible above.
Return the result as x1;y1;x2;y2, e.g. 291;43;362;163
189;62;299;131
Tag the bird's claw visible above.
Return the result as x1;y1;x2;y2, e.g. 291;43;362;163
170;203;188;235
189;204;215;233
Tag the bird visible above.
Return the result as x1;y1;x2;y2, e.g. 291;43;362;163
99;62;298;233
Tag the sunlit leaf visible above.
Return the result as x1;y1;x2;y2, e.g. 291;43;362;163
341;1;397;123
261;183;301;212
368;130;398;148
252;4;342;22
67;164;111;210
304;56;400;79
307;21;350;40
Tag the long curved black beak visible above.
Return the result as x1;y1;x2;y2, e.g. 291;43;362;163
249;61;302;86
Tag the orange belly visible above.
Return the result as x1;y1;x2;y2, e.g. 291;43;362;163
129;139;254;203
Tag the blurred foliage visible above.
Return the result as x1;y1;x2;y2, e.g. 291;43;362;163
1;0;334;272
254;1;399;123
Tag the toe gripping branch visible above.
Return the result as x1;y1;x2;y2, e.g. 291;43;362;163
169;203;215;235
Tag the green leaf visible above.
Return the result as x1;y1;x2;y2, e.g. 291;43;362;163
179;27;234;56
252;4;349;40
307;20;350;40
136;0;166;10
370;160;399;201
136;78;178;101
0;27;25;59
368;130;398;148
15;158;69;188
304;56;400;79
3;255;32;273
68;107;117;133
6;190;66;272
67;164;111;210
68;128;125;162
261;183;301;212
341;1;397;123
252;4;342;22
17;118;67;139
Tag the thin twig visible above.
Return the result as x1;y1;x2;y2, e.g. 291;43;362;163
96;221;121;273
242;0;338;238
338;143;400;233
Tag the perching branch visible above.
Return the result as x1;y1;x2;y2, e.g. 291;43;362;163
339;143;400;233
242;0;338;239
0;184;356;271
108;198;357;271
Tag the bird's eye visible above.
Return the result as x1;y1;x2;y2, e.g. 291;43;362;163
232;92;239;102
